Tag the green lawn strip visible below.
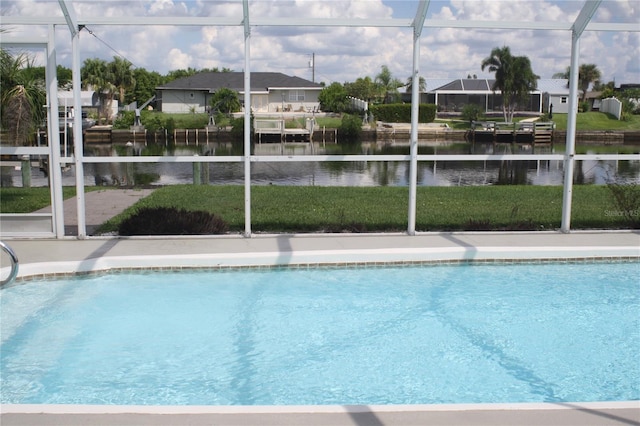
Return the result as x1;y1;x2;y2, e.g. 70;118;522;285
0;186;102;213
96;184;630;234
416;186;562;230
552;112;640;131
437;112;640;131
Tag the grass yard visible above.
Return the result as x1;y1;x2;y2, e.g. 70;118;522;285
0;186;102;213
91;184;636;234
551;112;640;131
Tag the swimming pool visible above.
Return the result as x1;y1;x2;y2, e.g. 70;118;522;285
1;261;638;406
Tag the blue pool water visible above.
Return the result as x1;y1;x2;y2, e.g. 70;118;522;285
1;262;639;406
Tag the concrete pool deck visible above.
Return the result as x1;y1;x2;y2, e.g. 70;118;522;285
2;401;639;426
3;231;640;278
1;231;639;425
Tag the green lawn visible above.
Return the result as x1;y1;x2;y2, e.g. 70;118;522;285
551;112;640;131
0;186;99;213
140;111;640;132
2;184;635;233
437;112;640;131
89;184;637;234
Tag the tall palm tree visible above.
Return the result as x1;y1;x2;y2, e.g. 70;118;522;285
82;58;115;124
577;64;601;102
481;46;538;122
108;56;136;106
375;65;403;104
553;63;602;101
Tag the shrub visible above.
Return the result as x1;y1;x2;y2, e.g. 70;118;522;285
230;116;253;142
369;103;436;123
338;114;362;142
461;104;484;123
118;206;229;235
112;111;135;129
579;101;591;113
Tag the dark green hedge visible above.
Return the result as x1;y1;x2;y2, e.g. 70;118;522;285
369;103;437;123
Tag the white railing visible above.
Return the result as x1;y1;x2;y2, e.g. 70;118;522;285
0;241;20;286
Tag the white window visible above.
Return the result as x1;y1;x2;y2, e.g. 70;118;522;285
561;97;567;104
289;90;305;101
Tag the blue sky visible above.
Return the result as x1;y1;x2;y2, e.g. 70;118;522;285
2;0;639;86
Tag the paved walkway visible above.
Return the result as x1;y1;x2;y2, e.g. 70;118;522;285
35;188;155;236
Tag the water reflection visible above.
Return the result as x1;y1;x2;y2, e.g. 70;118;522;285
2;141;638;187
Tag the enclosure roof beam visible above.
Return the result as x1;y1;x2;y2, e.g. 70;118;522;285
1;15;636;33
0;16;243;26
573;0;602;37
57;0;79;37
242;0;250;37
412;0;430;37
587;23;639;32
0;37;49;48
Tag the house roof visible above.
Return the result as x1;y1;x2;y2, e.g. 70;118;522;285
157;72;323;92
537;79;570;94
433;79;494;91
426;78;570;94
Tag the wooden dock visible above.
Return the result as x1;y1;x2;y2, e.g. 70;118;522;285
254;119;314;143
467;121;555;145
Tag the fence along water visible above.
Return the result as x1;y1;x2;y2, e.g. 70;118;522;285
600;98;623;120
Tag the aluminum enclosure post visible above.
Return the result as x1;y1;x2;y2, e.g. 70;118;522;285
560;33;580;233
407;33;420;235
408;0;429;235
71;27;87;237
242;0;252;237
59;0;88;238
562;0;601;232
46;25;65;238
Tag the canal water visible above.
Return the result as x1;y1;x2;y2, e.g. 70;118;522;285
2;141;639;188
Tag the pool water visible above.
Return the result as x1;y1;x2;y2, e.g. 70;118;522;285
1;262;638;406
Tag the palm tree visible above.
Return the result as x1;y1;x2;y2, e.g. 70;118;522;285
577;64;601;102
108;56;136;106
481;46;538;122
1;49;46;146
375;65;403;104
405;75;426;93
210;87;241;114
81;58;115;124
553;63;602;101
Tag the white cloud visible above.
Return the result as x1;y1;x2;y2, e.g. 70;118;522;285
166;47;193;70
1;0;637;87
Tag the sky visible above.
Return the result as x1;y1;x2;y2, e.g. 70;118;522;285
1;0;639;87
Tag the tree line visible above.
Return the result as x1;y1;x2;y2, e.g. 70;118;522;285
2;44;636;146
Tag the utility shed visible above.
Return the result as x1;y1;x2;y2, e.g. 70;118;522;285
538;79;573;114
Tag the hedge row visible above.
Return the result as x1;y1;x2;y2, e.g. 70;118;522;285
370;103;437;123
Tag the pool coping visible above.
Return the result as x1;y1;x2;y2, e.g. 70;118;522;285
1;401;639;425
3;230;640;282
